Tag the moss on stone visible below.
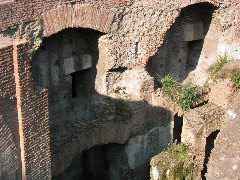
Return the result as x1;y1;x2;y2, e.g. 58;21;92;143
151;143;194;180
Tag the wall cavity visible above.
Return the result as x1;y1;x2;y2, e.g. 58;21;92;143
31;28;104;156
201;130;220;179
146;2;217;83
173;114;183;143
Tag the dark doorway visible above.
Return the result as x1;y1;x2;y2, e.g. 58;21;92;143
82;146;110;180
173;114;183;143
201;130;220;179
186;40;204;73
146;2;217;82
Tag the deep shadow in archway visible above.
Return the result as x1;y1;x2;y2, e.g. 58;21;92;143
31;28;104;155
31;28;172;180
146;2;217;85
173;114;183;143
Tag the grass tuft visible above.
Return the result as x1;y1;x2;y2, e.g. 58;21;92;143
208;54;231;78
231;73;240;89
160;75;197;111
171;143;189;162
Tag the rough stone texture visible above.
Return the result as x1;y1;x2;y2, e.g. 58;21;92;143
209;79;236;108
181;104;225;178
206;95;240;179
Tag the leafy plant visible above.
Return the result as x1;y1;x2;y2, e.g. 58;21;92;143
161;75;180;100
171;143;189;162
161;75;197;111
178;83;197;111
208;54;231;78
231;73;240;89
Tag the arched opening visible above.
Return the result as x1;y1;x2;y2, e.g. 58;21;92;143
201;130;220;179
146;2;217;83
52;144;125;180
31;28;104;154
54;145;112;180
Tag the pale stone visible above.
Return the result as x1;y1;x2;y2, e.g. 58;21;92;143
76;54;92;70
218;43;240;60
184;22;204;41
152;167;159;180
227;110;237;120
64;56;75;75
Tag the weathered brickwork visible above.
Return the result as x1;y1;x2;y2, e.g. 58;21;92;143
0;42;21;179
12;40;51;179
42;4;114;36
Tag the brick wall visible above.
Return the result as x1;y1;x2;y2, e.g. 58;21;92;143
0;0;132;32
12;39;51;179
0;42;21;179
42;4;114;36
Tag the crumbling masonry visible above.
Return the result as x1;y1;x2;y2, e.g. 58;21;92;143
0;0;239;180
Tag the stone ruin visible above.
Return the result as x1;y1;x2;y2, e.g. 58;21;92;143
0;0;239;180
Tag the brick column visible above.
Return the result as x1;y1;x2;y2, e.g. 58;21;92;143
12;39;51;180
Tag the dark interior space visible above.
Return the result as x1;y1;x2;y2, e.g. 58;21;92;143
81;145;110;180
201;130;220;179
173;114;183;143
71;68;94;98
31;28;105;175
52;144;122;180
186;39;204;73
146;2;217;84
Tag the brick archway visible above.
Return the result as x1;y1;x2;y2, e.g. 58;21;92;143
42;4;115;37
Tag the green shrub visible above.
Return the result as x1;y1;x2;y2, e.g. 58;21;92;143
161;75;197;111
154;143;193;180
178;83;197;111
161;75;180;100
208;54;230;78
231;73;240;88
171;143;189;162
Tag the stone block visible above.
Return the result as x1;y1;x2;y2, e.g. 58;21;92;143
184;22;204;41
76;54;92;70
64;54;92;75
209;79;235;109
64;56;75;75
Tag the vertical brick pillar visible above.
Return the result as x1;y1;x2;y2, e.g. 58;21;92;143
0;41;22;179
12;40;51;180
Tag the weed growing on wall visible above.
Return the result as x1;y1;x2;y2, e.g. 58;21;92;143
231;73;240;89
170;143;189;162
161;75;197;111
151;143;193;180
208;54;231;78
